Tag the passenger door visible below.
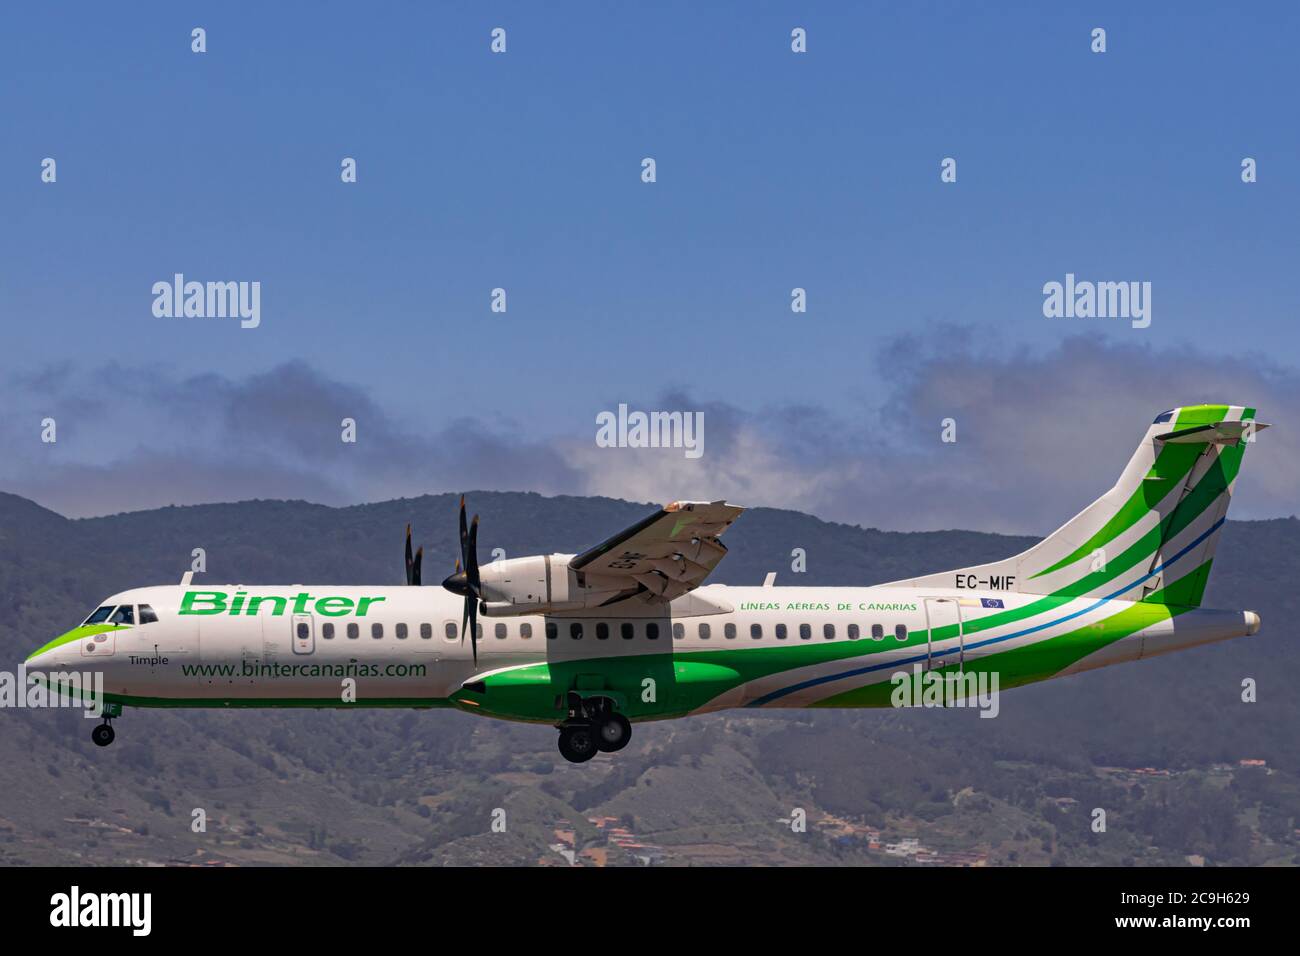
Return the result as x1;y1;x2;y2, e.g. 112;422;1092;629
923;598;963;672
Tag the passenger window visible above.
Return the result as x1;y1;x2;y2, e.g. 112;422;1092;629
646;622;659;640
698;623;711;639
138;604;159;624
848;624;859;640
673;623;685;640
824;623;835;639
895;624;908;642
570;622;583;640
296;622;309;639
871;624;884;641
420;623;432;639
520;623;532;639
444;622;457;641
596;622;609;640
496;623;508;640
620;622;634;640
776;624;788;640
348;623;360;639
546;622;558;640
396;623;408;639
799;623;811;640
751;623;762;639
476;623;483;641
725;623;737;639
110;606;135;625
322;623;335;639
372;623;383;639
84;606;115;625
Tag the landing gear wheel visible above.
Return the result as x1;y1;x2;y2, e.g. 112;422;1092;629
91;723;115;747
596;713;632;752
558;725;598;763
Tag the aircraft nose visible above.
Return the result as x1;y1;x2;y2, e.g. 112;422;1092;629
25;628;85;669
24;645;61;677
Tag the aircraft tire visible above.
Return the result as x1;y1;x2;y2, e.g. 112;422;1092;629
595;713;631;752
558;725;598;763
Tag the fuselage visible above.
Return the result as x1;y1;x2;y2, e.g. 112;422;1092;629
24;582;1258;724
21;406;1267;764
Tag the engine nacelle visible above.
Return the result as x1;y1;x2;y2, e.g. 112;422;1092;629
473;551;736;618
475;554;553;608
473;553;638;616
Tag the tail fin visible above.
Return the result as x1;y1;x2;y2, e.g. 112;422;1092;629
891;405;1265;607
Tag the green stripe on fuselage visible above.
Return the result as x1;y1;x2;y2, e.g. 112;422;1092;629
812;600;1180;708
26;624;128;661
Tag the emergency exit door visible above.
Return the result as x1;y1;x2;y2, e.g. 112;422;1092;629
291;613;315;655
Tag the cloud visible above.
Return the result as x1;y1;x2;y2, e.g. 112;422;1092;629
567;330;1300;533
2;336;1296;533
0;360;582;518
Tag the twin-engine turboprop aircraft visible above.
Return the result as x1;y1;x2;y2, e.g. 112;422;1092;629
26;405;1265;763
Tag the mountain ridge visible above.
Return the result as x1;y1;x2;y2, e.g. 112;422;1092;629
0;489;1294;866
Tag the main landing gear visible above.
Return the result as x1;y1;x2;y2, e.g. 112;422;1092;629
91;718;115;747
556;693;632;764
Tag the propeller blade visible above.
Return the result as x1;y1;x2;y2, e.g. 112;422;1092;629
412;546;423;587
468;598;478;665
458;496;469;568
404;524;414;585
461;598;470;656
466;514;481;595
452;496;480;664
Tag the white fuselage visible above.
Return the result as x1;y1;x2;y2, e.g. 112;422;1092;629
25;582;1257;715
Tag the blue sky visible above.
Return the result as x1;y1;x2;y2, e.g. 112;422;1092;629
3;2;1299;526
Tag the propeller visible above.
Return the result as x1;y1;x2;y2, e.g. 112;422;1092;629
404;524;423;586
441;496;482;664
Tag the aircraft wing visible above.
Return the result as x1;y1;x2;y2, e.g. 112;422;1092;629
570;500;744;602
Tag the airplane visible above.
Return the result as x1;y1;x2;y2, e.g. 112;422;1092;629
24;404;1266;764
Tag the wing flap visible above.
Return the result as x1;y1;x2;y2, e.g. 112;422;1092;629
570;500;743;601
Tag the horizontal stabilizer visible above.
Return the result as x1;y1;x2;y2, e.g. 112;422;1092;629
1156;420;1268;445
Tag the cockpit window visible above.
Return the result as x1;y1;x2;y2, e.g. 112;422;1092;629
1152;409;1175;424
109;606;135;625
138;604;159;624
83;606;115;625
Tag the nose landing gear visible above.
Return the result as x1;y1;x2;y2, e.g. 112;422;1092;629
91;718;115;748
556;693;632;763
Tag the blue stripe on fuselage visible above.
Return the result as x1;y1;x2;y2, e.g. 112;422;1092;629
743;517;1224;707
